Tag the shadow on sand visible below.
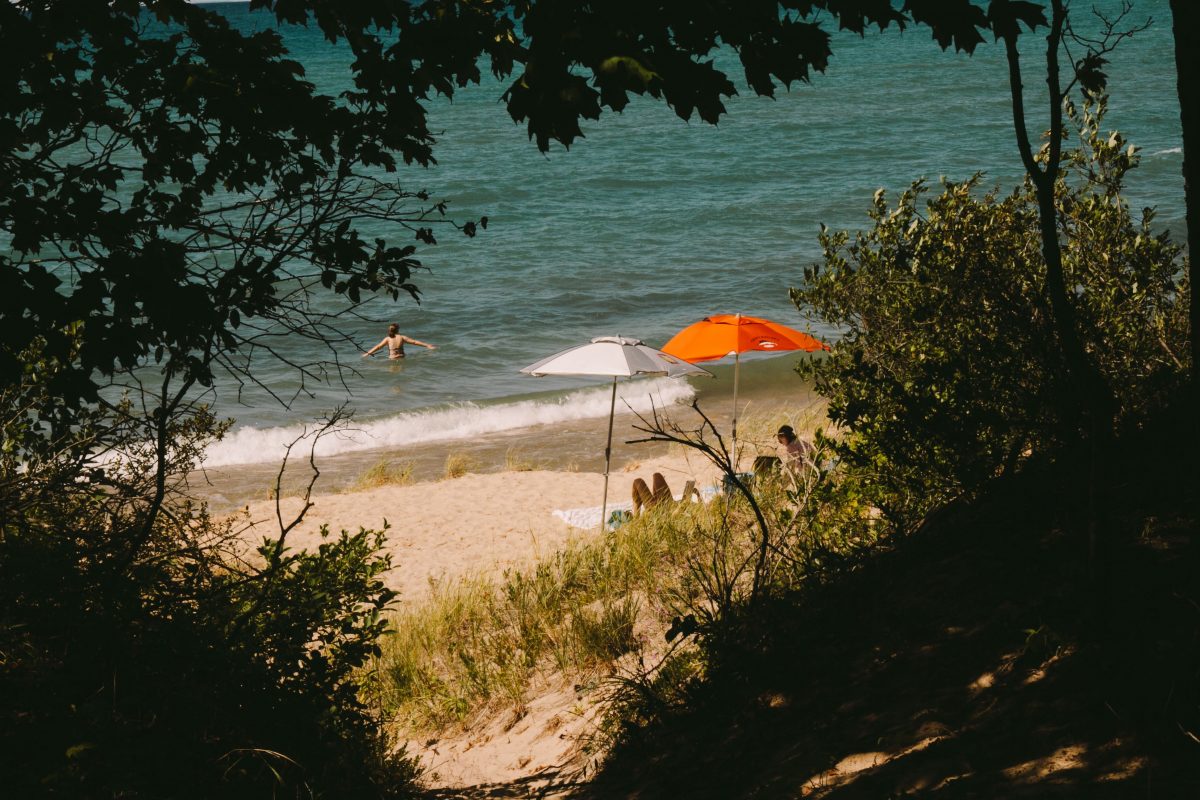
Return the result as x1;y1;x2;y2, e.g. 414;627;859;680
573;457;1200;799
422;443;1199;799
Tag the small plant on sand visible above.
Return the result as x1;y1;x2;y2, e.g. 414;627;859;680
569;596;641;663
261;484;304;501
443;452;478;479
504;446;539;472
353;458;415;490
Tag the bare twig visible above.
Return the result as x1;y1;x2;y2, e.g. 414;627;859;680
627;399;775;604
268;406;353;565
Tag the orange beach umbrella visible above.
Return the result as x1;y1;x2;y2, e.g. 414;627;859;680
661;314;828;446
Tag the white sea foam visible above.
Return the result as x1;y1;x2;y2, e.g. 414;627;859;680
1150;147;1183;156
201;377;697;467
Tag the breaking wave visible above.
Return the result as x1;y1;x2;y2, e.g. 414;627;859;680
201;376;697;467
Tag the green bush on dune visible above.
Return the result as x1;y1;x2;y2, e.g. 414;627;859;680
794;100;1190;530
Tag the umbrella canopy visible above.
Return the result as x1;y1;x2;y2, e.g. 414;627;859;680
661;314;828;448
521;335;705;378
661;314;828;363
521;336;710;530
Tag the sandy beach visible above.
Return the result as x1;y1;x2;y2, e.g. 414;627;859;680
224;389;826;605
235;449;726;604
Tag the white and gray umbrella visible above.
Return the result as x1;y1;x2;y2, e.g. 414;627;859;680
520;336;711;529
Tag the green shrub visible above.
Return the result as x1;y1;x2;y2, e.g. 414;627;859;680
793;99;1188;527
0;351;419;799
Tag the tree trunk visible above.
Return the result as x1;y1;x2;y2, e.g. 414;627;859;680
1170;0;1199;373
1169;0;1199;486
1003;0;1115;619
1002;0;1115;436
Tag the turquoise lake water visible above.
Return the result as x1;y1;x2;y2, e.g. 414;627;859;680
179;1;1185;469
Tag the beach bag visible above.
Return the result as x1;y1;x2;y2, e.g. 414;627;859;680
607;510;633;530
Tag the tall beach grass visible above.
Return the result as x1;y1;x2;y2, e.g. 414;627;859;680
375;498;735;731
374;400;868;743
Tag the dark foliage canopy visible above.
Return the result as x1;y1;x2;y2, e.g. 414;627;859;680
0;0;511;413
499;0;1048;148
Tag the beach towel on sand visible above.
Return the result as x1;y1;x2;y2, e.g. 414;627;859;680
553;501;634;530
553;485;718;530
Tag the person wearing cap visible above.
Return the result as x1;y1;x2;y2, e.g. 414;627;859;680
775;425;815;474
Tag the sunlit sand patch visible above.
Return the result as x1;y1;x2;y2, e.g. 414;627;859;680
834;750;889;773
1002;744;1088;781
969;670;996;691
801;734;951;795
1098;754;1148;782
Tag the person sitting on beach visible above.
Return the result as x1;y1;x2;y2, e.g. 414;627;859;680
632;472;702;515
632;473;674;515
776;425;815;475
363;323;436;360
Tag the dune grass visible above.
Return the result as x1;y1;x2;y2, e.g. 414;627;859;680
504;446;541;472
351;458;415;491
374;471;870;735
375;499;738;731
443;451;478;479
732;403;829;456
376;402;865;739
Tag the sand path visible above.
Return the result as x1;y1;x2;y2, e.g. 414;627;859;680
233;450;726;792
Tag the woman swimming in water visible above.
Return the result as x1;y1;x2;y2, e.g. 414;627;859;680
362;323;436;360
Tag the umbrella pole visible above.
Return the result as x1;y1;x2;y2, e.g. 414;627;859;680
599;376;617;531
731;351;741;460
